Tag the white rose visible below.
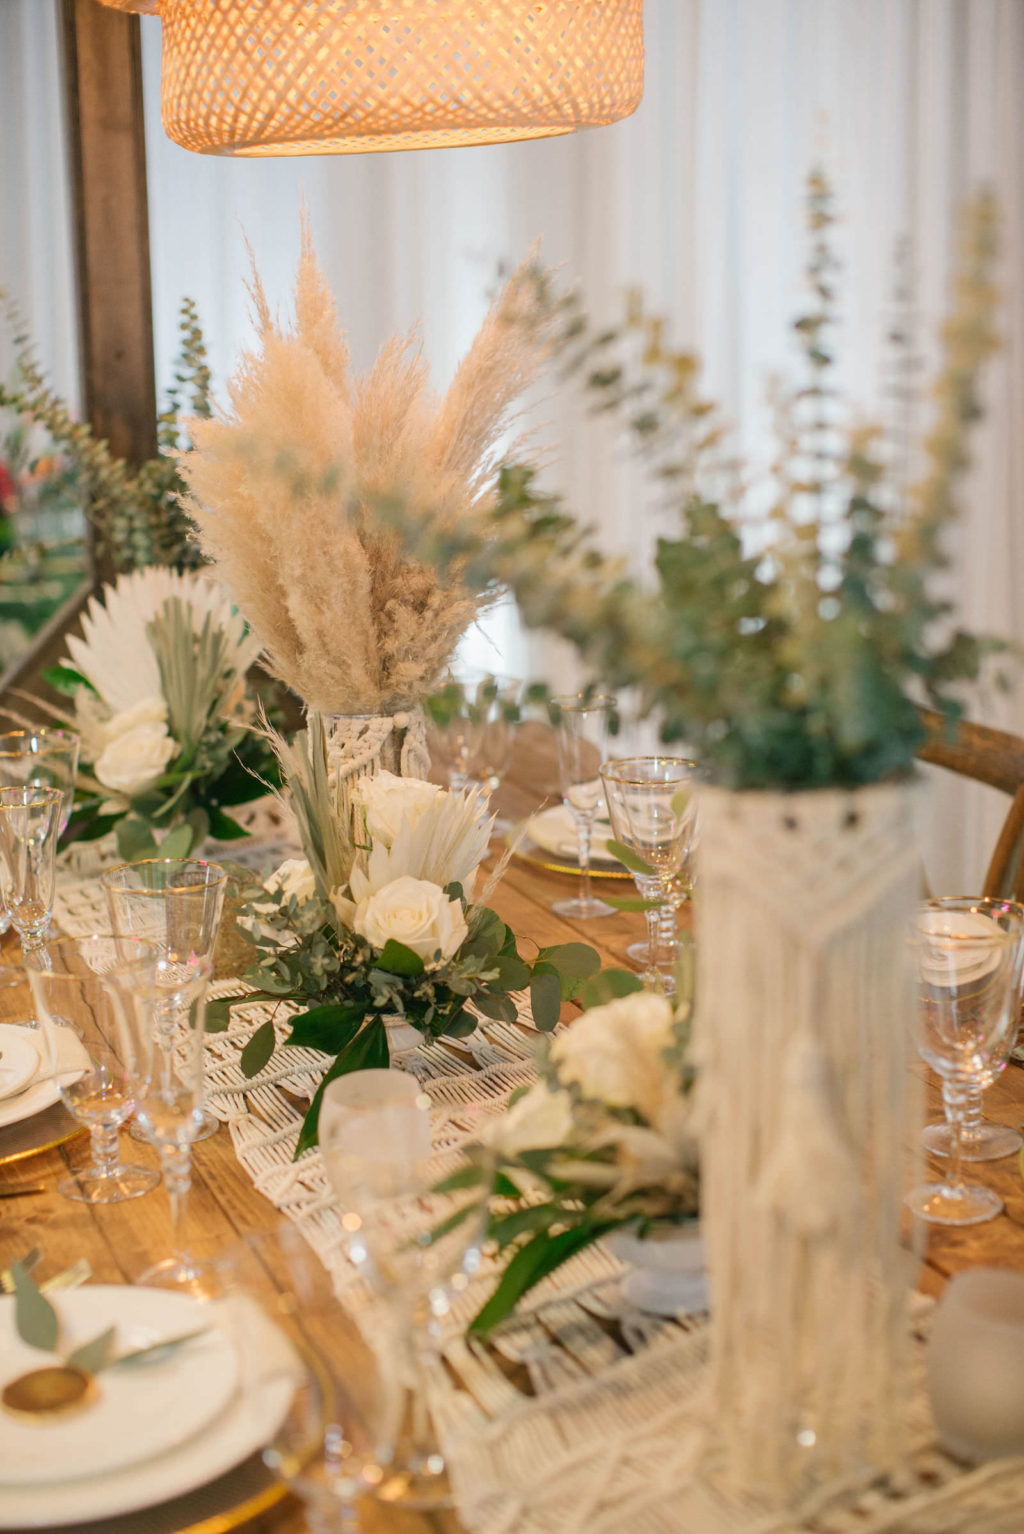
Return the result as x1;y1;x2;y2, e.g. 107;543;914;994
352;771;443;847
95;721;177;797
550;993;675;1121
264;858;317;906
352;875;468;966
485;1083;575;1158
101;696;168;745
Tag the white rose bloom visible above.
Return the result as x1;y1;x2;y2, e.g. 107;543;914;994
485;1082;575;1158
352;771;443;847
264;858;317;906
352;875;467;965
101;696;169;745
550;992;676;1121
94;721;177;797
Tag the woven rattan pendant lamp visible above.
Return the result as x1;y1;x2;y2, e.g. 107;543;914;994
98;1;645;158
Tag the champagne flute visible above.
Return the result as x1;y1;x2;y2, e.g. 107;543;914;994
600;756;698;993
907;898;1024;1225
0;730;79;982
113;947;214;1291
551;694;617;920
920;896;1024;1163
0;785;63;1022
101;857;227;1143
24;934;161;1203
427;670;521;830
320;1070;487;1510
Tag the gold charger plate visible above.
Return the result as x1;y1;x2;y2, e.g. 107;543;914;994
0;1101;85;1168
2;1453;288;1534
506;823;632;881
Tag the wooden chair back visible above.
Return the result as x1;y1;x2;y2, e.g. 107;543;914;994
917;707;1024;902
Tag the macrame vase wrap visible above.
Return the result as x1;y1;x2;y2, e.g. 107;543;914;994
324;708;430;786
692;780;922;1501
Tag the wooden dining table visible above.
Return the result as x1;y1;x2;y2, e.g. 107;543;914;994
2;720;1024;1533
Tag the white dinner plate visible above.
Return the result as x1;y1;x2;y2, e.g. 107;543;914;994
0;1025;87;1130
526;805;621;867
0;1027;40;1101
0;1287;239;1486
918;908;1004;985
0;1291;295;1528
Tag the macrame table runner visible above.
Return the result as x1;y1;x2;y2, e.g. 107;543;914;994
53;855;1024;1534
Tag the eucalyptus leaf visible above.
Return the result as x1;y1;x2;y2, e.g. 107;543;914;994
12;1260;59;1353
604;840;656;876
66;1326;117;1375
158;822;196;860
473;991;518;1024
240;1019;276;1077
376;940;425;977
116;817;159;863
537;942;601;979
529;969;563;1030
579;969;645;1008
601;894;662;913
489;954;531;991
206;806;248;841
113;1328;208;1368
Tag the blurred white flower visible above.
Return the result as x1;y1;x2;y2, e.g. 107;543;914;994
549;992;676;1122
350;874;467;965
101;696;168;746
94;721;177;797
265;858;317;906
485;1082;575;1158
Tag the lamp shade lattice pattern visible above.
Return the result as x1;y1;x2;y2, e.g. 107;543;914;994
98;0;645;157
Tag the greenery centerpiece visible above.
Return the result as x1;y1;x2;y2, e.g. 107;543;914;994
446;986;698;1336
217;713;637;1154
24;567;278;858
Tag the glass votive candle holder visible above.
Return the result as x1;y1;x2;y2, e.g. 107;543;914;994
928;1267;1024;1461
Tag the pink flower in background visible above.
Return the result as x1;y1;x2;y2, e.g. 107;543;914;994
0;460;17;514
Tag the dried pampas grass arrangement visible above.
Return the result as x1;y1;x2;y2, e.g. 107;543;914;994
180;226;548;716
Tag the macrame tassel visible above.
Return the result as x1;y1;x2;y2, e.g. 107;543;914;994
694;781;921;1503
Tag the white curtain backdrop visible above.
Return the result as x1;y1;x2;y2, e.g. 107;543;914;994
1;1;1021;891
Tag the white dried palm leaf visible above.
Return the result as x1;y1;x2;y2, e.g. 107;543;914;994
347;787;491;903
65;568;259;716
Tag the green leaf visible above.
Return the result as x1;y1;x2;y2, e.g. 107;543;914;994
536;942;601;979
579;969;645;1008
489;954;531;991
469;1220;621;1337
489;1203;562;1251
65;810;121;844
41;664;97;697
294;1019;389;1157
209;757;269;806
66;1326;117;1374
158;822;195;859
442;1009;477;1040
600;894;662;913
286;1004;364;1054
530;969;563;1030
433;1164;486;1195
473;991;518;1024
113;1328;208;1368
206;805;248;841
604;840;656;876
116;817;158;863
376;940;425;977
205;991;278;1034
240;1019;276;1077
12;1260;59;1353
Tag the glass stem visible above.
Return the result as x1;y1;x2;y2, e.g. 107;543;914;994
161;1143;193;1266
956;1086;985;1144
575;814;593;908
90;1121;122;1179
941;1081;969;1194
405;1314;444;1476
658;898;678;951
642;902;661;991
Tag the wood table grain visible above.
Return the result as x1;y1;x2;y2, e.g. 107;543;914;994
2;722;1023;1531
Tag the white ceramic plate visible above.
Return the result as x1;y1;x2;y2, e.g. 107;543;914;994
0;1027;40;1101
0;1292;295;1529
526;805;620;867
918;908;1003;985
0;1025;87;1130
0;1287;239;1486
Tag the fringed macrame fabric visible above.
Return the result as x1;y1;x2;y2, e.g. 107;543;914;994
325;708;430;785
693;781;922;1499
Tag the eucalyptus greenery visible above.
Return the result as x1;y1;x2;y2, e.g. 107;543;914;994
0;295;211;572
381;175;1005;791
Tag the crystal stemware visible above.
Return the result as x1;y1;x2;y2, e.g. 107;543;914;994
600;757;699;993
101;857;227;1143
920;896;1024;1163
24;934;161;1203
112;947;214;1292
907;898;1024;1226
0;728;80;837
551;694;617;920
427;670;521;830
320;1069;487;1511
0;785;63;1019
